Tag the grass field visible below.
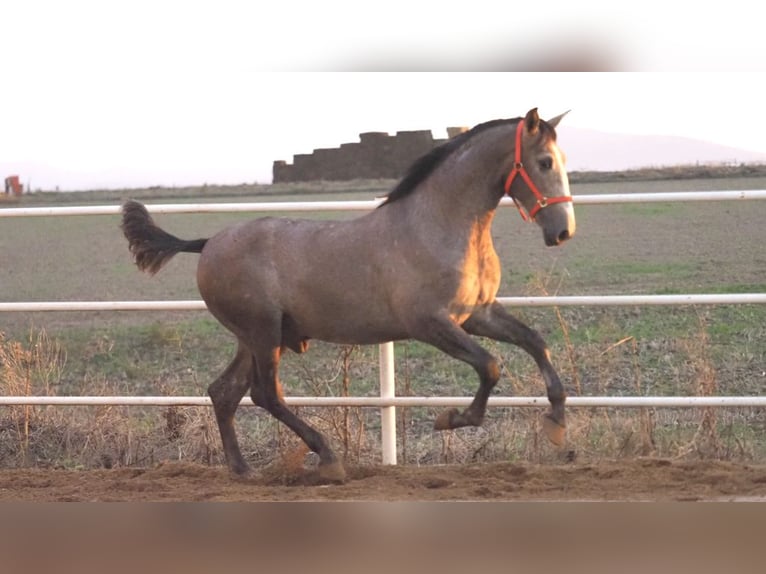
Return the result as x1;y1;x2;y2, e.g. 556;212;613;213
2;173;766;470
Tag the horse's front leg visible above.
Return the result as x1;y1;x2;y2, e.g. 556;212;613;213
462;301;568;446
409;314;501;431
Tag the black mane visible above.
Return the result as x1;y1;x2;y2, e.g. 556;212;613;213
380;118;520;206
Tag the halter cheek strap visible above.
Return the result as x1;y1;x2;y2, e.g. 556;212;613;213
503;121;572;221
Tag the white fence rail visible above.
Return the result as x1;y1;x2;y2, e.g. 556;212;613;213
2;396;766;408
3;293;766;313
2;190;765;465
2;189;766;218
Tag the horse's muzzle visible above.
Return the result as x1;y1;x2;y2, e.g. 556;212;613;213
544;227;574;247
540;203;576;247
557;228;572;244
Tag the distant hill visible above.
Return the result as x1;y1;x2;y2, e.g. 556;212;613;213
557;126;766;172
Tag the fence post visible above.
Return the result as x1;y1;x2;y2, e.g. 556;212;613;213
379;341;397;464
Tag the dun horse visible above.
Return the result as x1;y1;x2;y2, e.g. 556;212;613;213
121;108;576;481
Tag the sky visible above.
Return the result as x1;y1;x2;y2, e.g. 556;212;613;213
2;1;765;191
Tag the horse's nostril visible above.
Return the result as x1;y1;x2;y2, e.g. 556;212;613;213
558;229;571;243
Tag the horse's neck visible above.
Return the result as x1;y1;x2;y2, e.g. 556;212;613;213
380;178;499;260
409;166;501;235
426;131;507;217
378;126;509;251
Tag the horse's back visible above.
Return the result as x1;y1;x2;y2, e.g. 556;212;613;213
196;215;410;344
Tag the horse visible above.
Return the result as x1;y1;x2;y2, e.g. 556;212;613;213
121;107;576;482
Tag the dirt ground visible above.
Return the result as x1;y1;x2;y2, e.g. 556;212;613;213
2;458;766;501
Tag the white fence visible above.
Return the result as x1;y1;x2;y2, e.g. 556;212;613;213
2;189;766;465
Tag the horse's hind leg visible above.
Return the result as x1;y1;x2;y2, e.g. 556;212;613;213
249;340;346;483
463;301;567;446
207;344;252;475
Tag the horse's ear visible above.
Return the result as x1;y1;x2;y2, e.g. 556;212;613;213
524;108;540;135
546;110;570;129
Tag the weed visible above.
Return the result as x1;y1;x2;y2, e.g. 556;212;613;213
0;329;66;464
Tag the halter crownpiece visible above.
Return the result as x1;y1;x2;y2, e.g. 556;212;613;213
503;120;572;221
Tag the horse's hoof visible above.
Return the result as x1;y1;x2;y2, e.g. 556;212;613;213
229;465;258;481
434;408;460;430
318;460;347;483
542;413;566;446
229;462;253;477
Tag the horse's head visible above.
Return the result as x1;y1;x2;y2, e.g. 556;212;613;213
504;108;576;246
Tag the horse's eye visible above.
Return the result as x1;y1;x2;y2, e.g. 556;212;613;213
539;157;553;171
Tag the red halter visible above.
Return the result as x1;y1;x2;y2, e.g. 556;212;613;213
503;121;572;221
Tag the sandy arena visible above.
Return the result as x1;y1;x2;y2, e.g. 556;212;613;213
2;458;766;501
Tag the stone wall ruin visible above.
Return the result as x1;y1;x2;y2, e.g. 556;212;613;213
273;127;468;183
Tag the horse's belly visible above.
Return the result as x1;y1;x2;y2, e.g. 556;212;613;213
292;312;409;346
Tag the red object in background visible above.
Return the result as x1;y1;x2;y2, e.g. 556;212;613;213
4;175;23;195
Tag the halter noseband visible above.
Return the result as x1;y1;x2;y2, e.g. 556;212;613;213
503;121;572;222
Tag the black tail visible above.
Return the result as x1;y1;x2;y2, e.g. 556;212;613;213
120;200;208;275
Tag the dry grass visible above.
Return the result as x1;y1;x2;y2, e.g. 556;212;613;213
1;309;763;471
0;329;226;469
0;329;65;464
